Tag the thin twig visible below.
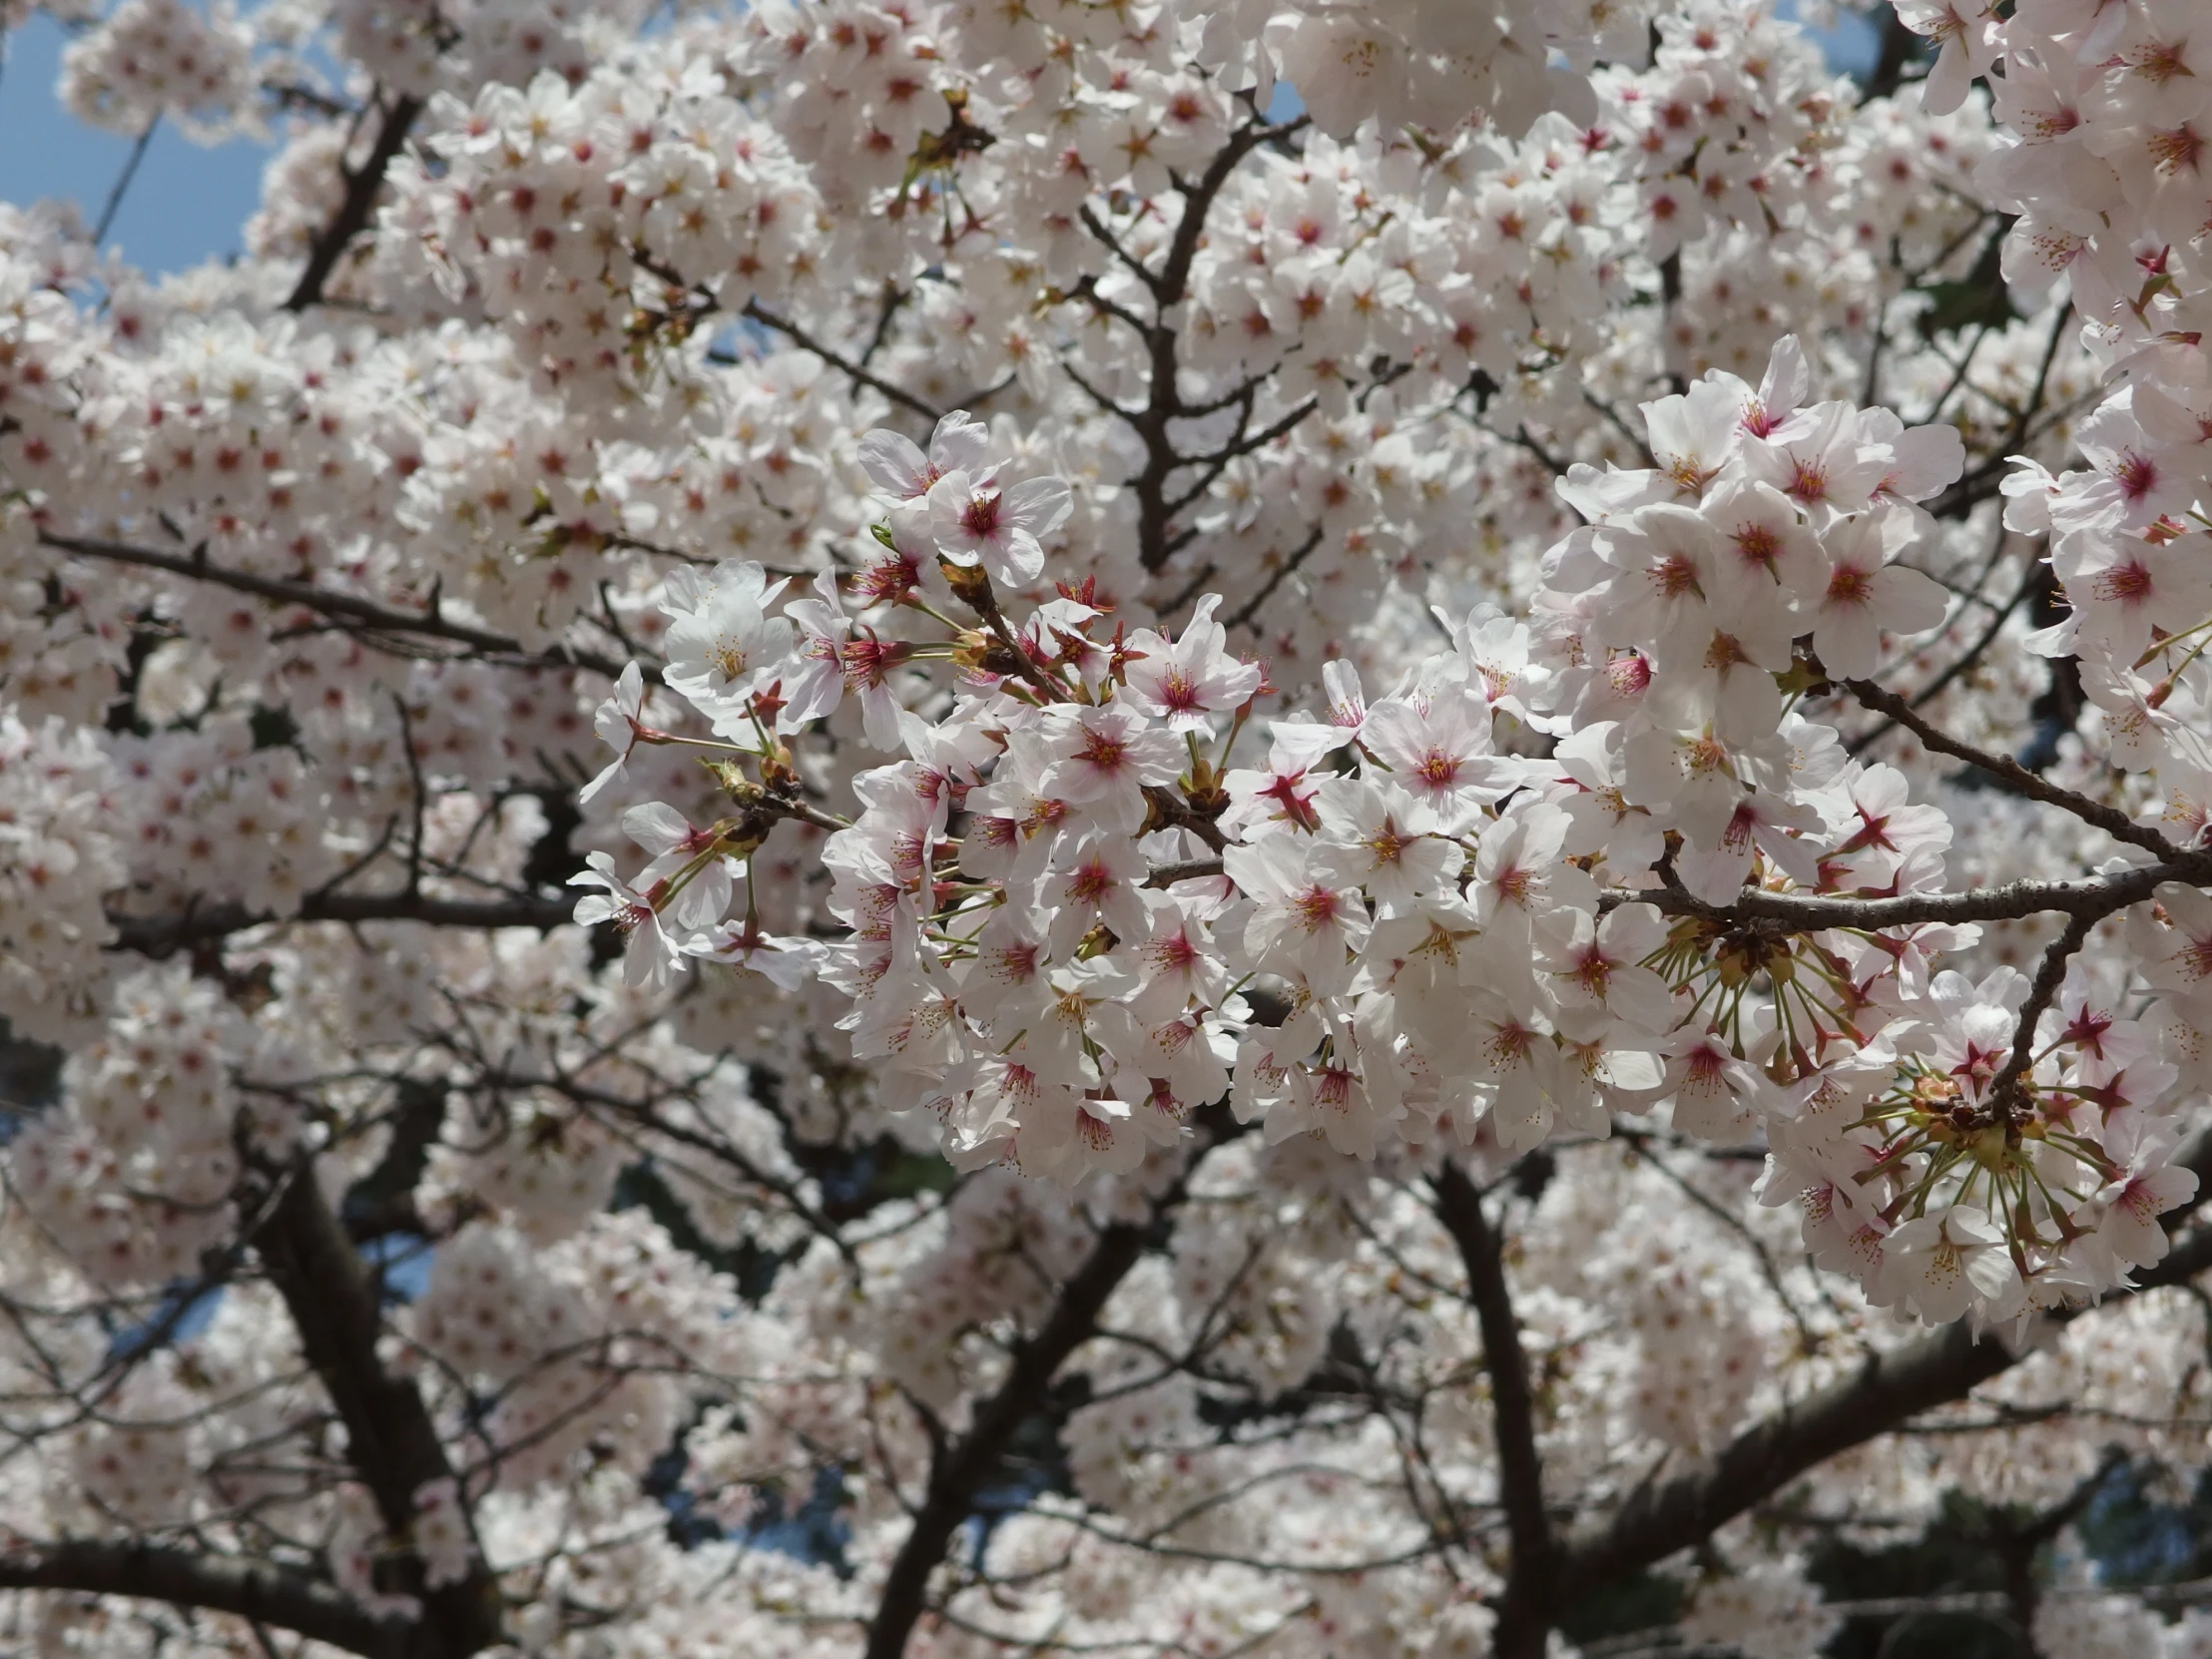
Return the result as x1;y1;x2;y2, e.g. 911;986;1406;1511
39;531;635;681
93;118;159;246
1844;677;2176;857
742;298;944;422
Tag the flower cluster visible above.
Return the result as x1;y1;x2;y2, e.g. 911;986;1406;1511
1914;0;2212;792
5;2;2212;1655
408;1213;737;1490
0;710;123;1043
9;965;259;1288
59;0;257;144
586;355;2204;1328
1172;0;1653;140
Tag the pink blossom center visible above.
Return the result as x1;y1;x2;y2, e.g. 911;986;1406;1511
1158;666;1203;713
1414;750;1462;791
2093;560;2154;605
1076;729;1129;774
1786;456;1829;504
1826;564;1873;606
1731;521;1779;570
1651;551;1703;599
1292;884;1343;930
1607;654;1653;696
961;492;1003;538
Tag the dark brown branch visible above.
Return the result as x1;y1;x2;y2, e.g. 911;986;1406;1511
1849;532;2041;754
1920;305;2075;522
1605;854;2212;934
250;1167;503;1658
92;118;159;246
863;1117;1239;1659
343;1078;447;1243
1431;1161;1553;1659
112;777;838;956
1843;678;2172;857
1986;907;2095;1118
1555;1144;2212;1607
863;1225;1156;1655
1161;395;1320;539
1505;423;1568;478
111;889;577;957
858;281;911;368
39;532;631;681
475;1067;857;1268
285;93;424;311
1144;856;1226;888
1863;8;1927;102
1067;272;1157;339
0;1540;409;1659
1180;369;1280;421
1989;1450;2126;1644
1614;1128;1819;1357
740;298;944;423
1563;1322;2016;1593
1075;204;1166;297
1222;524;1325;631
263;79;358;121
1103;118;1309;573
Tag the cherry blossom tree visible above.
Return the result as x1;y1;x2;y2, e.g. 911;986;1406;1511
5;0;2212;1655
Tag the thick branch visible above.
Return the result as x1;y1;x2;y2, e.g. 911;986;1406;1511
864;1232;1151;1656
1862;7;1927;102
1562;1320;2016;1594
0;1540;408;1659
285;93;424;311
40;532;629;680
111;889;577;956
252;1167;503;1658
1556;1154;2212;1603
1431;1161;1552;1659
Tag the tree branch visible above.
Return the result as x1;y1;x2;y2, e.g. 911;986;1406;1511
0;1540;409;1659
111;889;578;957
1844;678;2173;858
740;299;944;423
285;93;424;311
1985;907;2096;1119
1849;532;2042;753
1555;1153;2212;1606
863;1116;1241;1659
39;532;631;680
92;118;159;246
1222;524;1325;631
1100;117;1309;574
250;1166;503;1658
1431;1161;1553;1659
1603;855;2212;934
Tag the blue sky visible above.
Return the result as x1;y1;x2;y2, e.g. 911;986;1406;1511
0;9;270;275
0;5;1886;278
1789;2;1884;78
